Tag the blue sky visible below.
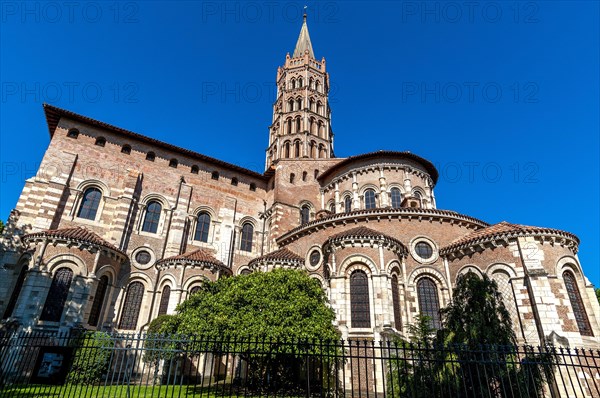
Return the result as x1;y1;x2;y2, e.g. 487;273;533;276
1;1;598;286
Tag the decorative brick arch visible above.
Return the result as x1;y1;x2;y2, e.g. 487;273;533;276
386;259;402;276
140;193;171;209
338;254;377;277
486;262;517;278
95;264;117;283
407;266;448;289
46;254;87;277
555;255;584;278
158;273;177;290
456;264;483;280
182;275;211;293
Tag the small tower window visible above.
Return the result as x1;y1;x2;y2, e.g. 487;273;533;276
169;159;178;168
314;169;319;179
290;173;295;184
249;183;257;192
211;171;219;180
191;165;199;174
344;196;352;212
95;137;106;147
146;152;156;162
231;177;238;186
67;129;79;138
302;171;307;181
121;145;131;155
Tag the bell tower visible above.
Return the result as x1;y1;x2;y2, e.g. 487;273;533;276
265;13;334;171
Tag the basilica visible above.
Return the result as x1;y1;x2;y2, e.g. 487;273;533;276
1;15;599;349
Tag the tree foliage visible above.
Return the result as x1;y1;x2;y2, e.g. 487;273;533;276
166;268;339;344
440;272;515;347
596;288;600;305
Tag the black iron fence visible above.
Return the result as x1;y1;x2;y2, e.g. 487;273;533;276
0;330;598;397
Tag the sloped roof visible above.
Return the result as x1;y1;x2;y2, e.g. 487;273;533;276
156;248;227;269
327;226;406;249
248;248;303;266
23;226;125;256
441;221;579;254
293;14;315;58
43;104;267;181
317;150;439;184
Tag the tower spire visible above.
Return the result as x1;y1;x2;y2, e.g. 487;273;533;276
293;8;315;58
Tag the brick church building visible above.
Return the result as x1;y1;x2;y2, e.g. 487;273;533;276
1;15;599;349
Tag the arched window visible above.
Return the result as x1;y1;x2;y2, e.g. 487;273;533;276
302;171;307;181
300;205;310;224
315;80;321;92
67;129;79;138
146;152;156;161
88;275;109;327
288;99;294;111
344;196;352;213
40;268;73;322
77;187;102;220
364;189;376;210
295;117;301;134
3;265;28;319
289;78;295;89
390;188;402;208
310;141;316;158
350;270;371;328
284;142;291;158
491;271;518;323
563;271;593;336
119;281;144;330
240;269;252;276
286;119;292;134
329;203;336;214
391;274;402;329
417;277;441;329
191;165;199;174
240;223;254;252
194;212;211;242
314;169;319;179
318;144;325;158
158;285;171;316
121;144;131;154
141;201;162;233
169;158;178;168
294;141;301;157
95;137;106;147
413;191;422;205
298;77;303;87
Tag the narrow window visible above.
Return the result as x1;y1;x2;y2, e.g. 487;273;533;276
350;270;371;328
169;158;178;168
231;177;238;186
194;212;211;243
285;142;291;158
391;274;402;329
191;165;199;174
211;171;219;180
390;188;402;208
302;171;307;181
300;205;310;224
240;223;254;252
417;277;441;329
141;201;162;233
290;173;295;184
344;196;352;213
249;183;257;192
364;189;376;209
314;169;319;179
329;203;336;214
121;144;131;154
3;265;27;319
158;285;171;316
146;152;156;162
77;187;102;220
95;137;106;147
67;129;79;138
40;268;73;322
563;271;593;336
119;281;144;330
88;275;109;327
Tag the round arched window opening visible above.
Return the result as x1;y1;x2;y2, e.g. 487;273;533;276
415;242;433;260
135;250;152;265
310;250;321;267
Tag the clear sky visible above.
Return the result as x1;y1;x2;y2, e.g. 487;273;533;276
1;1;598;286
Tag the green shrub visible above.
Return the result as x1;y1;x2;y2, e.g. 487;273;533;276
66;331;113;384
